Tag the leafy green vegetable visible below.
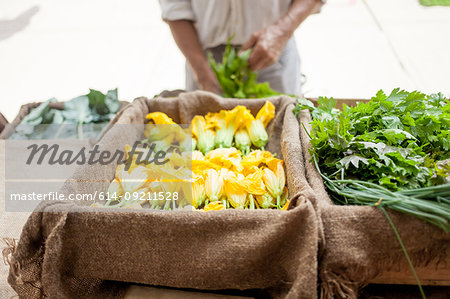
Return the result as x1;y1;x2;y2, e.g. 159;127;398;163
419;0;450;6
295;89;450;231
295;89;449;190
208;40;279;99
10;89;120;140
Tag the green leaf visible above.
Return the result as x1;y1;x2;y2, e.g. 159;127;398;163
63;96;93;124
338;155;369;169
208;38;279;98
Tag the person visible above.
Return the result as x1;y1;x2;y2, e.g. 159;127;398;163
159;0;324;96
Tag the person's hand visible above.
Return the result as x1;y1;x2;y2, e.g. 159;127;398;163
241;24;290;71
196;66;222;94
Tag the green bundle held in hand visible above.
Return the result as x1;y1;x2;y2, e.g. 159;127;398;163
294;89;450;231
208;40;279;99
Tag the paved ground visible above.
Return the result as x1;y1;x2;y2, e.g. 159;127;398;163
0;0;449;297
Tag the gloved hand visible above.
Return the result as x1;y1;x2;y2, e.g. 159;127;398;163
241;24;290;71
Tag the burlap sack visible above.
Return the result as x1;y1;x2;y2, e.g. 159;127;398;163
296;109;450;298
0;112;8;135
8;91;320;299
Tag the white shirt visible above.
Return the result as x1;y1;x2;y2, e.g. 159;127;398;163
159;0;292;49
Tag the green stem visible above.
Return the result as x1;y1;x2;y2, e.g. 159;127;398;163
380;207;426;299
301;122;312;139
249;195;255;210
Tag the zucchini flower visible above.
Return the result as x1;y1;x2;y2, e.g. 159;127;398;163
224;173;248;209
192;159;219;177
192;175;206;208
262;161;286;208
248;101;275;150
214;106;247;148
107;178;123;198
234;128;251;155
122;165;149;193
204;168;225;202
205;148;243;172
203;201;225;211
191;137;197;151
234;108;255;155
255;193;275;209
241;150;276;170
248;119;268;149
256;101;275;127
243;168;266;196
192;115;215;154
146;112;176;124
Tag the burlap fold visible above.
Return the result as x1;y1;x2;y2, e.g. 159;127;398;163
0;112;8;135
296;109;450;299
8;92;320;299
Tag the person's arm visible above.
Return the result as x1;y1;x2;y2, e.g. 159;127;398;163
167;20;221;94
242;0;323;71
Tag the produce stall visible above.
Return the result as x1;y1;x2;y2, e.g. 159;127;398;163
7;92;321;298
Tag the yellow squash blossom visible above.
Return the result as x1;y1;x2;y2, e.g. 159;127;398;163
248;101;275;149
144;112;183;147
214;106;247;148
248;119;268;149
234;128;251;155
203;201;225;211
241;150;277;171
205;148;243;172
146;112;176;125
192;159;220;176
242;169;266;196
204;111;222;131
204;168;225;202
256;101;275;127
192;175;206;208
107;178;123;198
255;193;275;209
262;162;286;208
224;173;248;209
122;165;149;193
144;125;172;140
192;115;215;154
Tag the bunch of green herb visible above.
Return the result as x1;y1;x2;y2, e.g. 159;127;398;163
208;42;279;99
294;89;450;231
10;88;120;139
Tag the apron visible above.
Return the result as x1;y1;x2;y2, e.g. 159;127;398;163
185;37;302;95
